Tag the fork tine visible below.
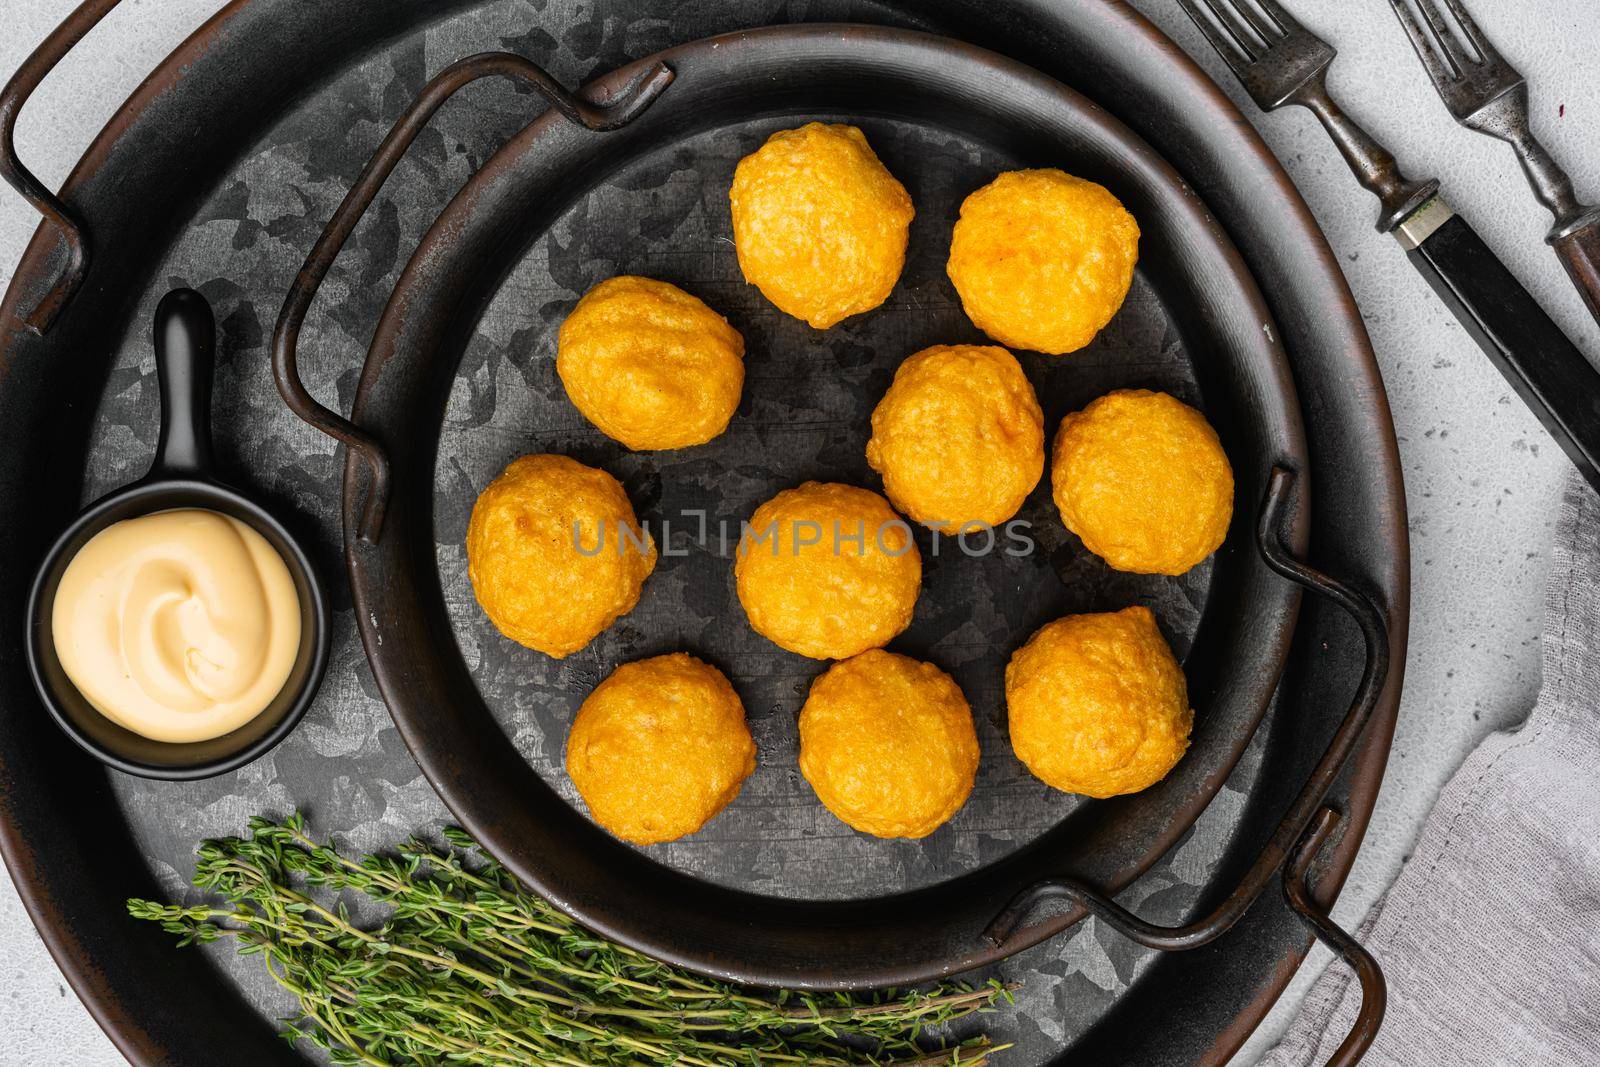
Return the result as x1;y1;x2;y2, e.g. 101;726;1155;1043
1249;0;1306;37
1411;0;1470;76
1219;0;1282;43
1439;0;1504;65
1175;0;1258;74
1387;0;1460;84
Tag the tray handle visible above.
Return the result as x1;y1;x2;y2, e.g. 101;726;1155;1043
0;0;126;335
984;465;1391;1063
271;52;674;543
1283;806;1388;1067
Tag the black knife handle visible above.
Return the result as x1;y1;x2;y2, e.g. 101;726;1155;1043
1406;211;1600;492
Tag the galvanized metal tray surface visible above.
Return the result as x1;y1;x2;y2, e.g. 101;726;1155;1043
0;1;1407;1064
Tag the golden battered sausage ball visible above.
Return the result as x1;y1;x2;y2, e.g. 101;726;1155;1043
729;122;914;328
1051;389;1234;576
466;454;656;658
557;276;745;451
866;344;1044;528
799;650;979;839
566;653;755;845
1005;607;1191;798
735;482;921;660
946;168;1140;355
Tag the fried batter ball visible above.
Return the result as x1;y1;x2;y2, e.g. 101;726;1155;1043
946;168;1140;355
798;650;979;838
566;653;755;845
865;344;1044;528
557;276;745;451
729;122;914;329
735;482;921;660
1051;389;1234;576
466;454;656;658
1005;607;1191;798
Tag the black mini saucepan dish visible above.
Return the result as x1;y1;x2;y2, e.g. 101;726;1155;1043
24;288;329;780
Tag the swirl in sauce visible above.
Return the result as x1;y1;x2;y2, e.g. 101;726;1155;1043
51;509;300;743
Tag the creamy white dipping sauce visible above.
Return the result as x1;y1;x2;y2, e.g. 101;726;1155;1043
51;509;300;743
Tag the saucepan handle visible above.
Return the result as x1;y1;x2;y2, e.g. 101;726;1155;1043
983;465;1391;1064
147;288;218;481
271;51;673;543
0;0;127;335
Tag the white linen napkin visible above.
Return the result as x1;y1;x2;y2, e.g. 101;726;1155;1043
1262;471;1600;1065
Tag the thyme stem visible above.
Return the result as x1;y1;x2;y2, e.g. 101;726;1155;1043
129;814;1015;1067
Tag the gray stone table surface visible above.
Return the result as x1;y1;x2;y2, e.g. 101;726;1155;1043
1;0;1595;1064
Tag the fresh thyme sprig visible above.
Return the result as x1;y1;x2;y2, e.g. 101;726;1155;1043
129;814;1015;1067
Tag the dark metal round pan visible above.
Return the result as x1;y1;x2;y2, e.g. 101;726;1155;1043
283;25;1310;988
0;0;1407;1061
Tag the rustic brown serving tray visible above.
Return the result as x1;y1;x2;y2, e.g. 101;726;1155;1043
0;1;1407;1064
272;20;1318;987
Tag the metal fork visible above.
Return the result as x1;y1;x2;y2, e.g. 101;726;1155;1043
1175;0;1438;232
1387;0;1600;323
1179;0;1600;494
